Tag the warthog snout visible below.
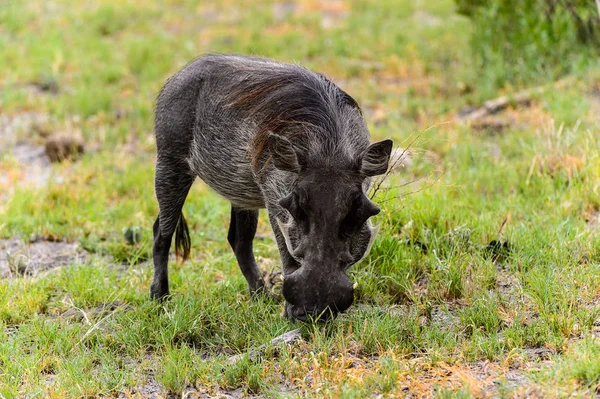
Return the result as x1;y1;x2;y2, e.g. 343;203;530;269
282;267;355;321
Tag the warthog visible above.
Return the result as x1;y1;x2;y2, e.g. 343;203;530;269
152;54;392;321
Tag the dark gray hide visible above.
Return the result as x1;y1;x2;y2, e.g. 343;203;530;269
152;54;393;321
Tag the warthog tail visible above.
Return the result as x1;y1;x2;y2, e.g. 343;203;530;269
175;213;191;262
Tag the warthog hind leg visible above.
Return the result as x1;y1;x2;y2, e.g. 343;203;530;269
151;159;195;300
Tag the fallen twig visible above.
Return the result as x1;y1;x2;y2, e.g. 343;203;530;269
459;89;541;122
228;328;302;364
458;78;572;122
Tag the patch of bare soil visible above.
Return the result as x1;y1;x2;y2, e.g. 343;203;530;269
0;112;53;193
183;386;262;399
116;376;163;399
0;111;85;203
116;375;266;399
495;265;540;331
429;304;460;330
462;360;540;397
0;111;49;147
584;205;600;232
0;237;88;277
383;358;550;398
114;360;548;399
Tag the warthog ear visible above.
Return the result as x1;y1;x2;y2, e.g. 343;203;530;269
359;139;393;177
268;133;303;173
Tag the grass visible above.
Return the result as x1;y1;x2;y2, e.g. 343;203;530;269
1;0;600;397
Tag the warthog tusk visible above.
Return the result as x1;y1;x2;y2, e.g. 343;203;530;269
353;282;358;290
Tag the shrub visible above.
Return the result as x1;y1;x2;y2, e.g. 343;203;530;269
456;0;600;88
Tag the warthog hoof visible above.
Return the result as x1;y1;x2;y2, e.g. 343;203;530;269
150;283;170;301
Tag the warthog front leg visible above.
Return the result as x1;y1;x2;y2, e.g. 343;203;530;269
227;207;265;295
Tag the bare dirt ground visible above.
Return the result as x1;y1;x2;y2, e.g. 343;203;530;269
0;237;88;277
0;111;53;196
116;377;260;399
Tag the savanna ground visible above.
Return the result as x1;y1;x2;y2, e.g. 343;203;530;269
1;0;600;397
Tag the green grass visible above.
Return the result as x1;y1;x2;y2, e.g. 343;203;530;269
1;0;600;397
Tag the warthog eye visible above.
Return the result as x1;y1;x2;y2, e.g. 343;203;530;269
279;191;307;223
339;193;380;238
